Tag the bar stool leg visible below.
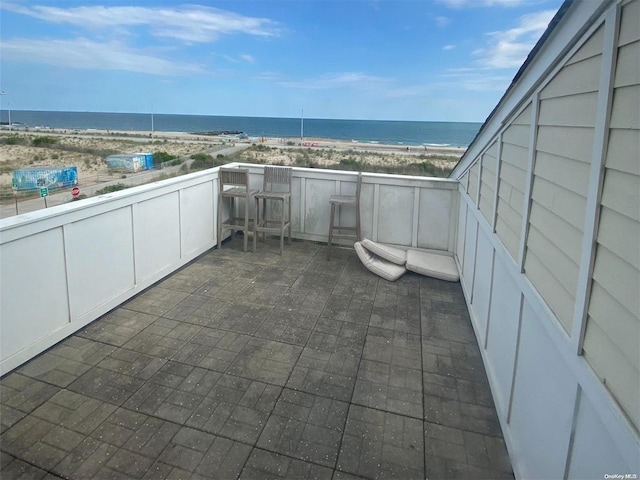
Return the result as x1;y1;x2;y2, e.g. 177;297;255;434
279;198;285;255
218;194;223;250
328;203;336;260
287;197;292;244
243;198;249;252
253;197;259;253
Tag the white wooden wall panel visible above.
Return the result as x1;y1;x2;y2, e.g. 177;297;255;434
483;253;520;417
378;185;414;245
509;299;576;480
533;152;591;196
462;212;478;285
0;229;69;360
417;188;452;250
302;178;333;236
133;192;181;283
456;196;467;269
567;390;631;479
65;208;135;319
470;228;493;346
180;182;215;257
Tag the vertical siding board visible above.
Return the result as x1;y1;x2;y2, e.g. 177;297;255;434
492;134;504;232
517;93;540;272
572;4;620;353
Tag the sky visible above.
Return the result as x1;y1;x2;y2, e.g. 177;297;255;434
0;0;564;122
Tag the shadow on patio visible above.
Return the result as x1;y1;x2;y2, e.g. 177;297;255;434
1;237;513;479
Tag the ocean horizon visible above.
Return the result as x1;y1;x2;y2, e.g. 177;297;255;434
0;110;482;147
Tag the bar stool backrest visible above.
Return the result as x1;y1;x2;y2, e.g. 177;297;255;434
220;167;250;190
263;166;292;193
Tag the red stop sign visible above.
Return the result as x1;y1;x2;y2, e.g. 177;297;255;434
72;186;80;197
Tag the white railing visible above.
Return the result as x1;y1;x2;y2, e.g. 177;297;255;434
0;163;458;374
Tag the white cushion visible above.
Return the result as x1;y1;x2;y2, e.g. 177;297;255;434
361;238;407;265
355;242;406;282
406;250;459;282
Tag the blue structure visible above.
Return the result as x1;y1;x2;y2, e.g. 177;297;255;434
106;153;154;172
12;166;78;191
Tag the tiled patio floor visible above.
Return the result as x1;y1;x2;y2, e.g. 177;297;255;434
1;237;514;479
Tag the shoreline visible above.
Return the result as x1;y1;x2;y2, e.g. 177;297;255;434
0;127;465;190
0;126;468;155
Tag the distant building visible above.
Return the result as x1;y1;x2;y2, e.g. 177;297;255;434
106;153;154;172
12;166;78;191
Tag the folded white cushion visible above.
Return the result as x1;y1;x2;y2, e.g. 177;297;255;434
355;242;406;282
406;250;459;282
361;238;407;265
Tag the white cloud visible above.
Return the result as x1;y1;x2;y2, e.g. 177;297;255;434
2;3;280;43
1;37;203;75
474;9;556;68
435;16;451;27
279;72;390;89
443;44;456;50
241;54;256;63
441;70;512;91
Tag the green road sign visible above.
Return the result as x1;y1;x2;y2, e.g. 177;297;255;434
39;187;49;198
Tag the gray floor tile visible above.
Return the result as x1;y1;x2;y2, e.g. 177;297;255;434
287;348;360;402
124;362;222;424
172;328;250;372
228;338;302;386
257;388;349;467
240;448;334;480
186;373;281;443
0;374;61;415
1;243;513;479
337;405;424;479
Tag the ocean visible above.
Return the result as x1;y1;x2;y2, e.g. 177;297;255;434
2;110;482;147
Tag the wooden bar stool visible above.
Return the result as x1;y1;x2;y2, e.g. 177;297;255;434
217;167;258;252
327;172;362;260
253;166;292;255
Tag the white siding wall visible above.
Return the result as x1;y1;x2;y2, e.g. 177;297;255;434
479;141;498;223
524;25;604;333
496;105;531;261
583;0;640;432
453;1;640;477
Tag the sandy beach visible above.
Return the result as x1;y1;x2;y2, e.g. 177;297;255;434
0;127;465;192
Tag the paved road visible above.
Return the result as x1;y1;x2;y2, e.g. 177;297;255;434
1;143;250;220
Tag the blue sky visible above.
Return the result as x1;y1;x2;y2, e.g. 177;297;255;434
0;0;563;122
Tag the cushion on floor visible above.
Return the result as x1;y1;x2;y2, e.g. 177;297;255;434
406;250;459;282
361;238;407;265
355;242;407;281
